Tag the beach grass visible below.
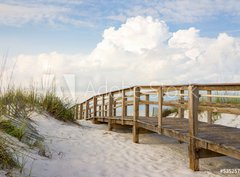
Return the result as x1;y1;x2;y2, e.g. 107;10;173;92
0;87;74;171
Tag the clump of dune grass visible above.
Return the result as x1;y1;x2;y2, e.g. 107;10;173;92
0;87;74;122
0;137;17;169
39;91;74;122
0;86;74;171
0;120;25;141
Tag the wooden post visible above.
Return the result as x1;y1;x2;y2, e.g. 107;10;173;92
207;90;213;124
158;87;163;133
145;94;149;117
108;93;113;131
178;90;184;118
121;90;126;125
105;105;107;117
188;85;199;171
79;104;83;120
93;97;97;118
74;105;78;120
113;100;116;117
89;108;91;118
92;97;97;123
99;105;101;117
85;101;89;120
133;86;140;143
102;95;105;117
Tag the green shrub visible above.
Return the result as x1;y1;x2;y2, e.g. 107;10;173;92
0;120;25;141
40;91;74;122
0;138;17;169
0;88;74;122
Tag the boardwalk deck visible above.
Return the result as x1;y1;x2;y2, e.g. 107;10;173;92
72;83;240;171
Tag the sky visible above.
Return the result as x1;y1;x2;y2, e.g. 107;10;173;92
0;0;240;101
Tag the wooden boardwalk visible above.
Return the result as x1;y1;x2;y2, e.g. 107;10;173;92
72;83;240;171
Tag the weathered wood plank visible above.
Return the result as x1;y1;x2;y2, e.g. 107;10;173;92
121;90;126;125
133;87;140;143
79;104;83;120
188;85;199;171
139;100;158;105
145;95;149;117
108;93;113;131
178;90;184;119
207;90;213;124
158;87;163;133
85;101;89;120
102;95;105;117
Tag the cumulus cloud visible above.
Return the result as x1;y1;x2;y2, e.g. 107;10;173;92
2;16;240;100
100;16;170;54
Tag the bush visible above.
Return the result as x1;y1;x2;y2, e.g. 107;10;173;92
40;91;74;122
0;88;75;122
0;138;17;169
0;120;25;141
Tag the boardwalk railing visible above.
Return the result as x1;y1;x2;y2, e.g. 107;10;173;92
72;83;240;171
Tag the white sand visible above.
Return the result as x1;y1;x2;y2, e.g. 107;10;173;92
1;112;240;177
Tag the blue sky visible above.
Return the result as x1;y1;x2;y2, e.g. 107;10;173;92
0;0;240;56
1;0;240;100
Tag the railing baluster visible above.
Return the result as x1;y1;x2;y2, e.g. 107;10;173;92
158;87;163;133
145;94;149;117
178;90;184;119
102;95;105;117
85;101;89;120
79;104;83;119
108;93;113;131
207;90;212;124
121;90;126;125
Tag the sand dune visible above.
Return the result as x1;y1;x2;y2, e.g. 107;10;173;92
4;112;238;177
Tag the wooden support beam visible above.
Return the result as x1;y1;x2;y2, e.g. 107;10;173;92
124;97;128;117
74;104;78;120
197;149;224;158
188;85;199;171
158;87;163;133
85;101;89;120
92;97;98;123
113;100;116;117
140;100;158;105
207;90;213;124
102;95;105;117
98;105;101;117
79;104;83;120
121;90;126;125
93;97;97;118
108;93;113;131
178;90;184;119
145;94;149;117
133;86;140;143
105;105;108;117
89;108;91;118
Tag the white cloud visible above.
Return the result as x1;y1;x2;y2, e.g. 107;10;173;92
96;16;170;54
0;3;64;26
0;2;90;27
2;16;240;100
122;0;240;23
1;0;240;28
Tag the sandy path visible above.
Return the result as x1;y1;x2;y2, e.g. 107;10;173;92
20;113;239;177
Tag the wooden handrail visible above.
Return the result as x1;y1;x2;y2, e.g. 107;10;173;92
73;83;240;121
